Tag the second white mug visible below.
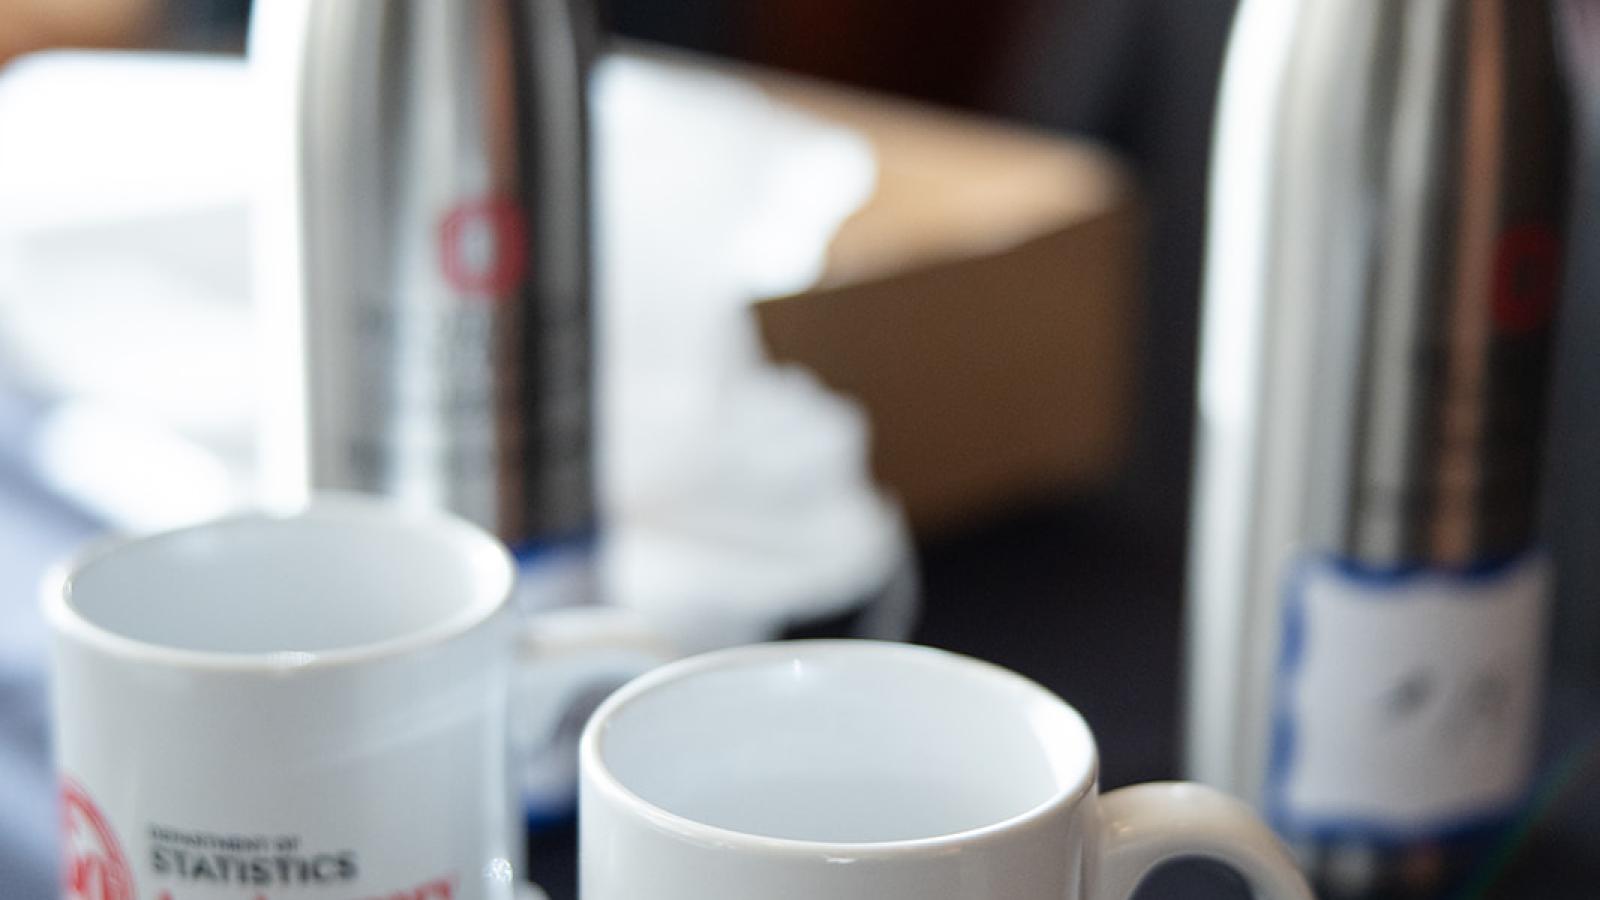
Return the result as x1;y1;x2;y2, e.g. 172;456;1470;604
579;641;1315;900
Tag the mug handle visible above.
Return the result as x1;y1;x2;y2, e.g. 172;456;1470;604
513;605;678;750
512;606;678;812
1093;782;1314;900
513;607;675;900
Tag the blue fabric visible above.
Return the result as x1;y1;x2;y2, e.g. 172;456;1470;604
0;466;103;899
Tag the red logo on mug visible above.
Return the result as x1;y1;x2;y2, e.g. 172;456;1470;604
62;779;134;900
439;199;529;296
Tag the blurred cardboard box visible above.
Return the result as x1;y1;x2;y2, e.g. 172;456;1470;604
0;0;156;67
748;70;1143;532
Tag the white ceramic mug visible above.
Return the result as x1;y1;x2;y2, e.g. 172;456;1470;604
46;496;663;900
579;641;1315;900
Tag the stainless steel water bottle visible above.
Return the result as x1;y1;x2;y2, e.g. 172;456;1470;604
1186;0;1571;895
251;0;602;835
252;0;597;588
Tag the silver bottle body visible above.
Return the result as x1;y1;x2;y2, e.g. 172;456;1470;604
1187;0;1569;892
254;0;595;552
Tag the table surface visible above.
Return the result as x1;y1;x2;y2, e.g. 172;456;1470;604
4;474;1600;899
527;502;1600;900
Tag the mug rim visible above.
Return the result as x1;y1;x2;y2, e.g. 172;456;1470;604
579;640;1099;856
42;493;515;673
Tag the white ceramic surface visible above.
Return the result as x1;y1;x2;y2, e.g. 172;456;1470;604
50;497;525;900
580;641;1314;900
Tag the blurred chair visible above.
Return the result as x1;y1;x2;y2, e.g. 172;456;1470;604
993;0;1240;538
749;0;1034;110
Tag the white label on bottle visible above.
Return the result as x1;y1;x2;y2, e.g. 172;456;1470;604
1272;554;1550;836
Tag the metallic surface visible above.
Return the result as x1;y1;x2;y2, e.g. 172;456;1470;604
1298;0;1570;568
273;0;595;548
1188;0;1569;894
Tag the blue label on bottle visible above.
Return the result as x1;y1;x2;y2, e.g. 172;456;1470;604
510;530;598;614
1267;553;1550;844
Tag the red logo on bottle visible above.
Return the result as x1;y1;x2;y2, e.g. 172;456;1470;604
61;779;134;900
1492;223;1562;336
439;199;529;296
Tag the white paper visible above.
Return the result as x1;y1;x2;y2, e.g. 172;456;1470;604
1277;555;1550;832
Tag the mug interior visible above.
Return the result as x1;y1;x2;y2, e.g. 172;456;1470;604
590;642;1094;844
59;499;511;656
